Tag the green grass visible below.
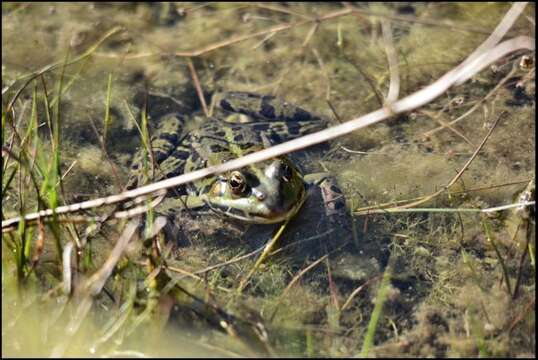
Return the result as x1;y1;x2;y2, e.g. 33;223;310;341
359;254;393;357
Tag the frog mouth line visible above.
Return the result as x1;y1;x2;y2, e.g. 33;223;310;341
205;188;307;224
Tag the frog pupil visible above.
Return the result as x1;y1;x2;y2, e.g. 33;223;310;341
229;172;246;194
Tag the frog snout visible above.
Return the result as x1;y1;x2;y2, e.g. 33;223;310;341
264;159;291;181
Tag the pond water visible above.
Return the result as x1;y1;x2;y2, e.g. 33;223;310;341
2;2;535;357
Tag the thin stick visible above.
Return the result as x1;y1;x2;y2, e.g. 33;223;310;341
252;31;278;50
311;48;332;102
194;247;265;275
423;64;518;138
269;254;329;322
236;218;290;294
302;23;319;47
1;192;165;232
447;111;506;188
341;275;382;311
345;56;385;108
90;3;504;62
381;19;400;104
358;201;534;214
356;111;507;215
512;220;531;299
508;297;535;334
418;109;475;147
187;58;209;117
174;8;349;57
175;18;312;57
482;219;513;297
354;179;531;213
165;265;232;293
254;4;313;20
168;230;335;282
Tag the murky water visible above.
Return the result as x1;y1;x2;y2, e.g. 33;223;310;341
2;2;535;357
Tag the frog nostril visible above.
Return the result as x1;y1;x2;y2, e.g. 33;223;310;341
252;187;266;201
281;162;292;182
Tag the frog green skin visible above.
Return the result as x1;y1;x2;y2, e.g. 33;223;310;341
128;91;351;244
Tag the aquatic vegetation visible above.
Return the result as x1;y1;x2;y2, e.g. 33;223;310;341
2;2;535;357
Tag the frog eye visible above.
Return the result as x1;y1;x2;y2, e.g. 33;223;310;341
229;171;247;194
281;163;293;182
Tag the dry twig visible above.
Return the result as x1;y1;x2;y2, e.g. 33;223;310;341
423;63;519;138
356;110;509;215
187;58;209;117
381;19;400;104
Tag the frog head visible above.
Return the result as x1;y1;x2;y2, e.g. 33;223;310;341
205;157;306;224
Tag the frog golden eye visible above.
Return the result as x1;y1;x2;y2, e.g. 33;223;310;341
281;163;293;182
229;171;246;194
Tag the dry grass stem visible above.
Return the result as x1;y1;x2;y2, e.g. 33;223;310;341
236;218;290;294
341;275;382;311
418;109;475;147
381;19;400;104
97;8;352;60
174;18;312;57
252;31;278;50
513;220;532;299
165;265;232;293
481;201;535;213
302;23;319;47
446;111;506;189
508;297;535;334
269;253;330;322
254;4;313;20
168;230;332;280
90;3;504;62
194;246;265;275
356;110;508;215
187;58;209;117
311;48;332;102
84;218;140;296
423;63;518;138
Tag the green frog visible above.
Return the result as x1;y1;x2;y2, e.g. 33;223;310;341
127;91;352;251
124;91;354;352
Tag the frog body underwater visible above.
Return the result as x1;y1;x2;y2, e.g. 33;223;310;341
128;91;351;250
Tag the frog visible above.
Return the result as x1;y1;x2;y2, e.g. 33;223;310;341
127;91;353;257
122;91;355;351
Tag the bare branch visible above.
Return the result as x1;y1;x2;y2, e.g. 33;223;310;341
187;58;209;117
423;63;518;138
